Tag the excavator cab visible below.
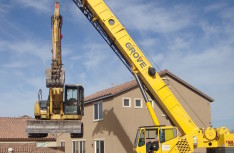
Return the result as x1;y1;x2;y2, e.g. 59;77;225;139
26;84;84;138
64;84;84;116
133;126;179;153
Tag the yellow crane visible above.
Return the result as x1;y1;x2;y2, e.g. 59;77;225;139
26;2;84;138
72;0;234;152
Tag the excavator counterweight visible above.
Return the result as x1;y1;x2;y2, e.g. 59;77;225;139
26;120;83;138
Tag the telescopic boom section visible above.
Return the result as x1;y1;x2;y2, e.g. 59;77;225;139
73;0;234;151
73;0;198;135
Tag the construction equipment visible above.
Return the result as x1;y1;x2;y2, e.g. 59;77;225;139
72;0;234;152
26;2;84;138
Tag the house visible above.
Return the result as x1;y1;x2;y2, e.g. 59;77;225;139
57;69;214;153
0;116;64;153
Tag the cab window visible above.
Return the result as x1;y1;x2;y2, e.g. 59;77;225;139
134;129;140;148
159;128;177;143
67;89;78;100
145;129;158;141
138;130;145;147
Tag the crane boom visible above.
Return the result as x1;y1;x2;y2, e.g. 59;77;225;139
73;0;197;135
73;0;234;152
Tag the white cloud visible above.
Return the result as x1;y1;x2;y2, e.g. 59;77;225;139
0;17;30;40
81;43;110;70
64;40;132;95
0;40;51;64
14;0;53;14
0;68;43;116
3;59;33;69
205;2;227;12
0;3;11;16
107;0;194;33
220;7;234;21
0;88;36;117
67;2;87;24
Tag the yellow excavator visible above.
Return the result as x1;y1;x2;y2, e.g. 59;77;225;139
26;2;84;138
72;0;234;152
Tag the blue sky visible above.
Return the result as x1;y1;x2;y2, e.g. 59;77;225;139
0;0;233;129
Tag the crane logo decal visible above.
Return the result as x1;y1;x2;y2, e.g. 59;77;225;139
126;42;147;69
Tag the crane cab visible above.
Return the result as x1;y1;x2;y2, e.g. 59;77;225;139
133;126;179;153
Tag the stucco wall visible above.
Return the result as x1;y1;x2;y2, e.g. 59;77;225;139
162;76;211;128
57;75;211;153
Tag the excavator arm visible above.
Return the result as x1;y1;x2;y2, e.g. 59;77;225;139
46;2;64;88
73;0;234;152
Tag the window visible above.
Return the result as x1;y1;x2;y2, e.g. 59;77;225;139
61;141;65;147
135;98;142;108
73;141;85;153
123;98;131;107
94;102;103;121
134;129;140;148
145;129;158;140
67;88;78;100
65;88;78;115
159;128;177;143
138;130;145;147
95;140;104;153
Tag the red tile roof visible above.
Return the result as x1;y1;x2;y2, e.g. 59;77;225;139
85;80;138;102
84;69;214;103
0;116;55;141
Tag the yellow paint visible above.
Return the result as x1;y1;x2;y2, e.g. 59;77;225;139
34;101;40;117
85;0;197;135
146;101;159;126
34;3;83;121
80;0;234;151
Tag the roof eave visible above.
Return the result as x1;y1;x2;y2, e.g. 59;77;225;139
84;85;138;103
160;69;214;102
0;138;56;141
